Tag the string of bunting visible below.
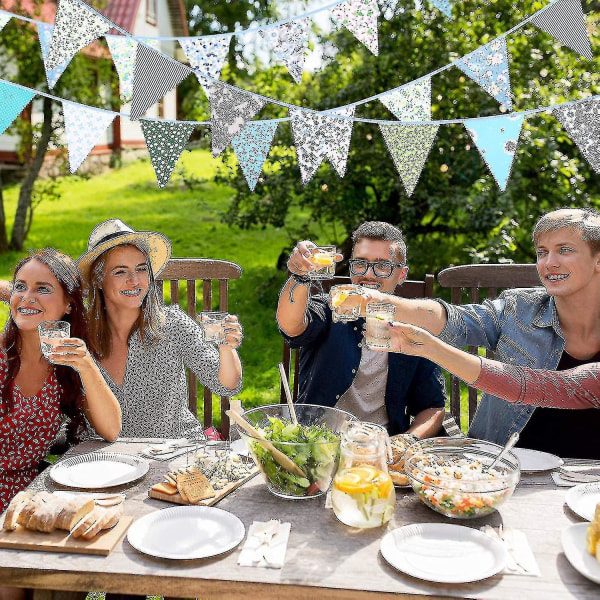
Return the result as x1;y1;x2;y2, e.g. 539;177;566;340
0;0;596;192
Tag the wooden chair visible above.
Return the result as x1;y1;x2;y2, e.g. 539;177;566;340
280;274;435;403
156;258;242;438
437;263;542;431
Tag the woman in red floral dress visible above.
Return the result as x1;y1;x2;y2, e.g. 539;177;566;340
0;249;122;514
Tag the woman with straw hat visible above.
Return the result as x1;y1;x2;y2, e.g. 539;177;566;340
76;219;242;438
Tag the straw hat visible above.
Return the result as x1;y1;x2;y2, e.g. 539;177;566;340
77;219;172;282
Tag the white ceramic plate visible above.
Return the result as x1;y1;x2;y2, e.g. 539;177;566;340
562;523;600;584
512;447;563;472
565;482;600;522
127;506;245;560
380;523;507;583
50;452;149;489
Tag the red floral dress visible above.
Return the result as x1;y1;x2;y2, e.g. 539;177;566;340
0;348;63;513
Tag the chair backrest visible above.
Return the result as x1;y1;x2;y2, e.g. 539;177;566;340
156;258;242;438
280;274;435;404
437;263;542;430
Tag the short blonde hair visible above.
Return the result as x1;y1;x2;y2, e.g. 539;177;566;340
533;208;600;254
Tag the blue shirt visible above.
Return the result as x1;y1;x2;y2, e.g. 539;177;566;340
437;288;565;445
280;294;447;436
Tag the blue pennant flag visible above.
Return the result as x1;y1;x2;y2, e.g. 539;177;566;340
428;0;454;18
455;38;512;110
465;113;525;191
38;23;73;90
232;121;278;191
0;80;35;136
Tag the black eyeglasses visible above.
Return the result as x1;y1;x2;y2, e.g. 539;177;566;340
348;259;406;278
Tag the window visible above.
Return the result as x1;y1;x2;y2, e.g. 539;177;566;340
146;0;157;25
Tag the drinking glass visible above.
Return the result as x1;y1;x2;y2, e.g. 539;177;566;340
199;311;229;344
329;284;365;323
307;245;337;280
365;303;396;349
38;320;70;359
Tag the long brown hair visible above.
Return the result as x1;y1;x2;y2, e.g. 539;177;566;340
1;249;87;443
84;243;165;360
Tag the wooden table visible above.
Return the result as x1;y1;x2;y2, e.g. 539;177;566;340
0;439;598;600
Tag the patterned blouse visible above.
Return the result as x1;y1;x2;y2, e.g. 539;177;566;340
474;358;600;409
98;305;242;438
0;348;63;513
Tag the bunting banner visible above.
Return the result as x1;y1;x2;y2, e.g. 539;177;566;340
231;121;278;191
332;0;379;56
327;107;355;177
62;101;116;173
37;23;74;90
379;79;432;121
455;38;512;110
0;13;11;31
130;44;191;120
553;97;600;173
530;0;593;61
259;19;309;84
44;0;111;71
140;119;196;188
107;36;161;103
209;81;267;157
428;0;454;18
0;81;35;136
465;113;525;191
178;36;230;96
380;123;440;196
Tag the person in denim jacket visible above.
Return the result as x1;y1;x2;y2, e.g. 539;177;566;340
348;208;600;458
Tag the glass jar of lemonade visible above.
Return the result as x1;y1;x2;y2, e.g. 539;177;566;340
331;422;395;528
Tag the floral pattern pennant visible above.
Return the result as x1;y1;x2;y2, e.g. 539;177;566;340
260;19;309;84
332;0;379;56
0;80;35;136
140;119;196;188
44;0;110;71
379;78;432;122
232;121;278;191
178;36;230;96
455;38;512;110
0;13;11;31
379;123;439;196
37;23;73;90
327;107;355;177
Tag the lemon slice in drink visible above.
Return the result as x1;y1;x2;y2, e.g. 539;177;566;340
312;252;334;266
332;292;349;307
334;465;392;496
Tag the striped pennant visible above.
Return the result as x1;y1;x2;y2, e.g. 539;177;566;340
130;44;190;120
531;0;593;61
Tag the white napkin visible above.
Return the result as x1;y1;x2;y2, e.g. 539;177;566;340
238;520;291;569
481;525;541;576
551;472;580;487
140;439;197;460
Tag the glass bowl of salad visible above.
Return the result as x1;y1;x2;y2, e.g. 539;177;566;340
404;437;520;519
234;404;356;499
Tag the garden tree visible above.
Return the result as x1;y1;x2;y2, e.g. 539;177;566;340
0;0;114;252
215;0;600;276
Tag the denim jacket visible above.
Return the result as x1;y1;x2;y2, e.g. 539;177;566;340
281;294;446;436
437;288;565;444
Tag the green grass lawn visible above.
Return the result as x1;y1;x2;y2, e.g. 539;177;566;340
0;149;343;425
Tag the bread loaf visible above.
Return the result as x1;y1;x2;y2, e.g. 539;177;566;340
71;506;104;539
3;491;31;531
71;505;123;540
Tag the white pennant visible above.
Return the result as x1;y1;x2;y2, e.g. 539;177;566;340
379;79;432;122
45;0;111;71
62;101;115;173
178;36;230;96
332;0;379;56
260;19;310;84
0;12;11;31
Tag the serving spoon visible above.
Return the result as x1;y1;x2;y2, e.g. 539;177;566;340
484;432;520;472
278;362;298;425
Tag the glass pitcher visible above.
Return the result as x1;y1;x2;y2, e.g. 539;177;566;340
331;422;396;528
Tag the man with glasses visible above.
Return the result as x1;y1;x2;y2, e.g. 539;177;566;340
276;221;446;439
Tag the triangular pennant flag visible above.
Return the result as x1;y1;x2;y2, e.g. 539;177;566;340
428;0;454;18
107;36;161;103
530;0;593;61
0;81;35;136
62;101;116;173
465;113;525;191
260;19;309;84
327;107;355;177
553;97;600;173
0;12;11;31
231;121;278;191
140;119;196;188
178;36;230;96
130;44;190;120
332;0;379;56
209;80;267;157
45;0;111;71
379;123;439;196
455;38;512;110
379;79;432;122
37;23;73;90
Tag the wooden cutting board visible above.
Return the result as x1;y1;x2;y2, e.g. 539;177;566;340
0;515;133;556
148;469;258;506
